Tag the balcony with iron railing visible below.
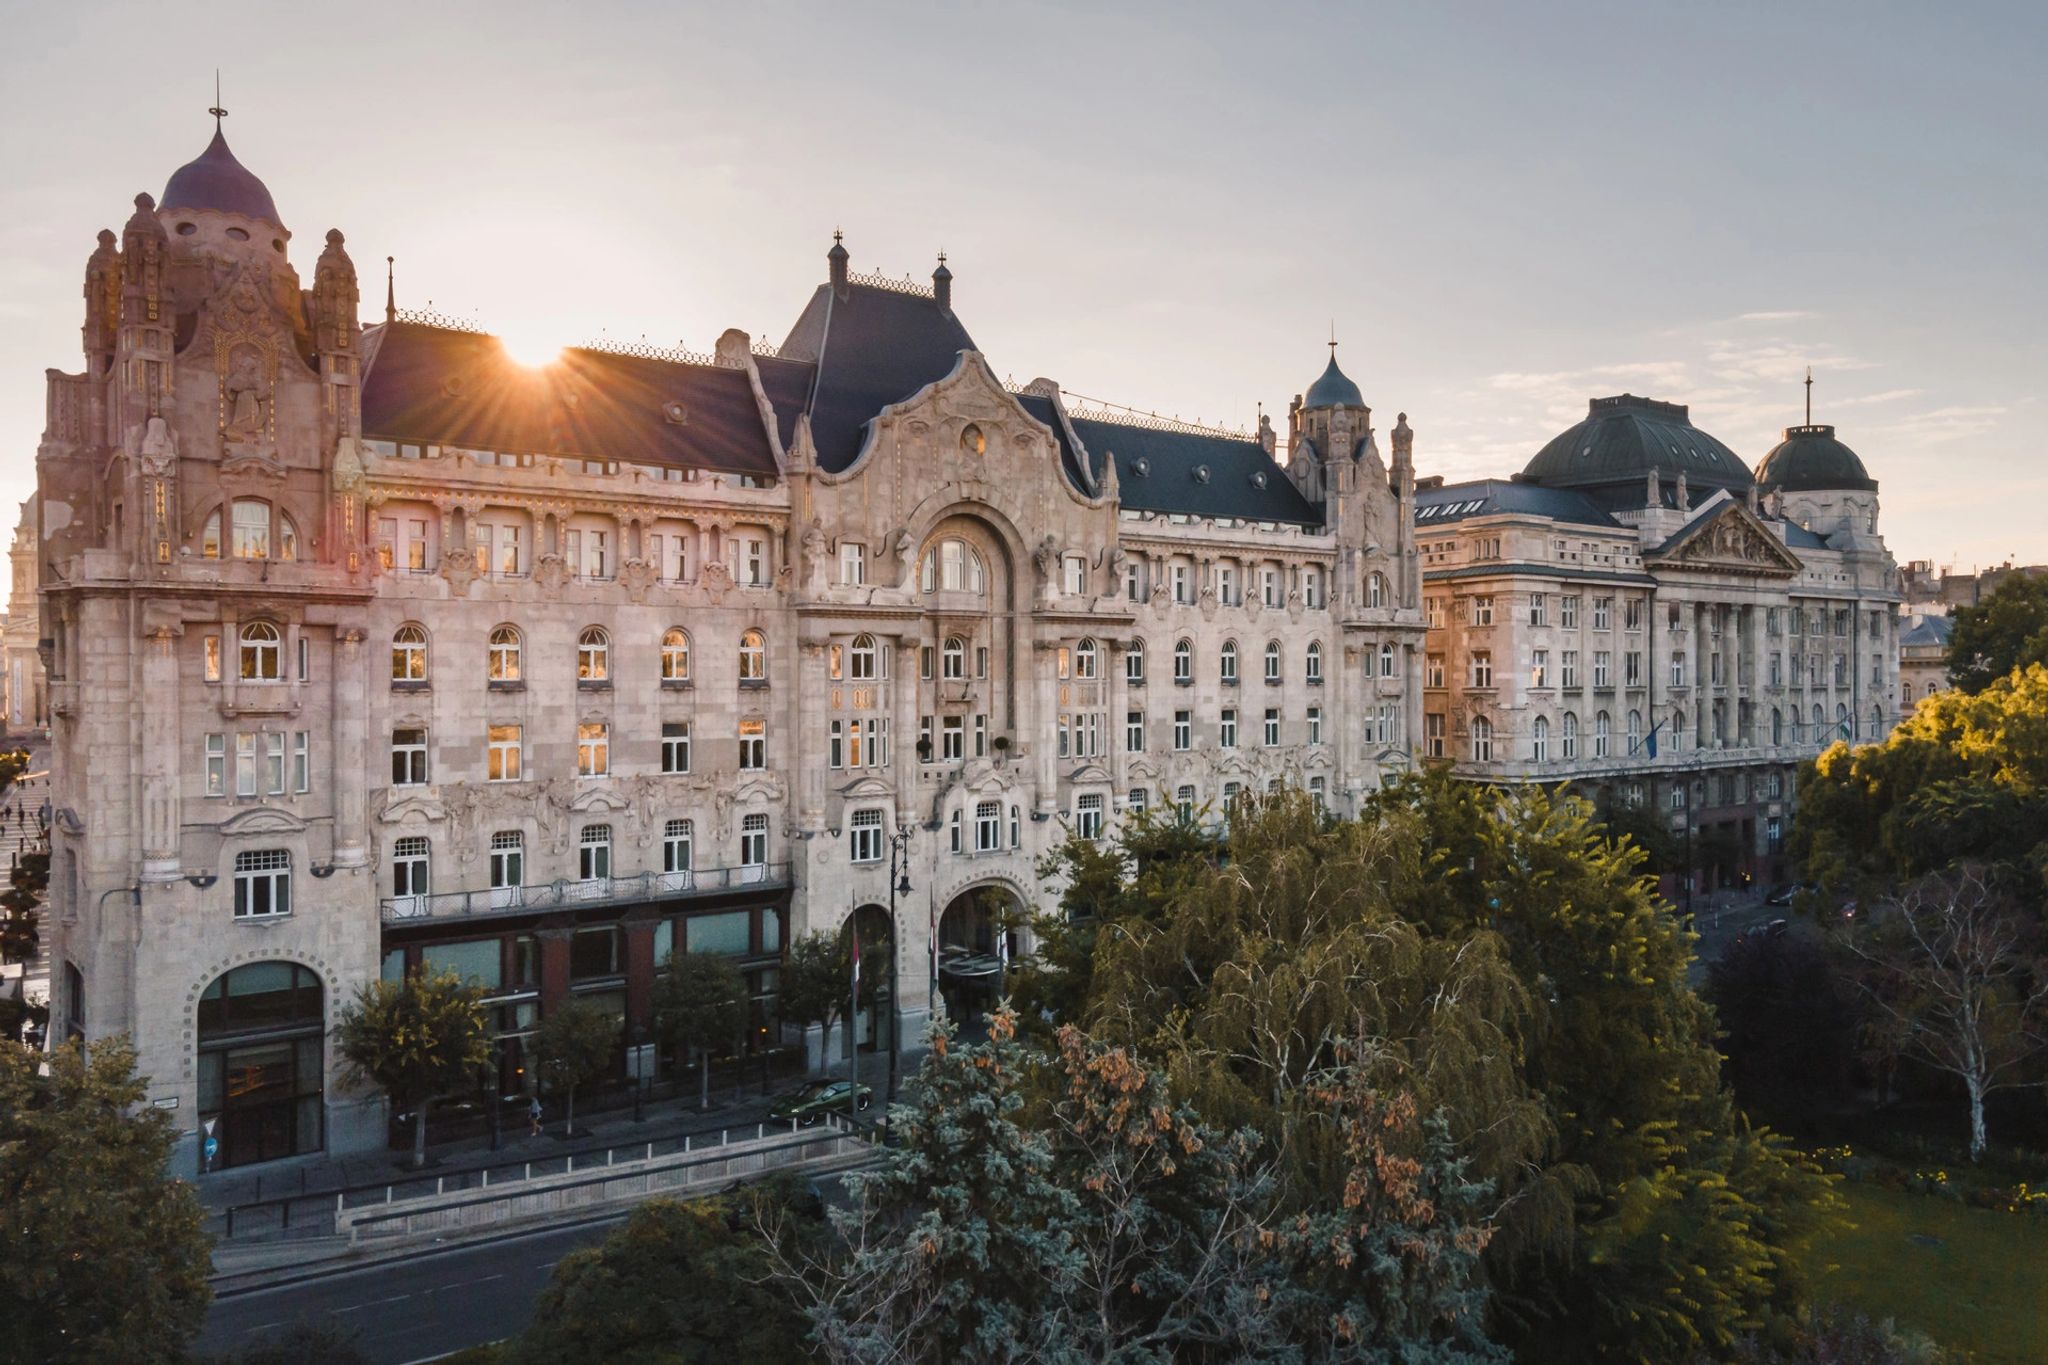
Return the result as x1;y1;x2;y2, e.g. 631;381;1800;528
381;863;791;925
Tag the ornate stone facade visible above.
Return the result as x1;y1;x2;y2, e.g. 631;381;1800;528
36;124;1422;1172
1418;396;1901;896
3;500;45;733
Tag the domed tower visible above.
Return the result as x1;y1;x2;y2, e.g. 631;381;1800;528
1286;345;1373;509
1285;340;1415;612
1755;381;1880;542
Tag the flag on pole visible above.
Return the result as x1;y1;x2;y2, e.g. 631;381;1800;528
928;889;938;1000
1641;716;1664;759
851;919;861;997
998;927;1010;973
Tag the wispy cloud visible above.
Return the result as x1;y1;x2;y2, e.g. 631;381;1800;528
1735;310;1815;323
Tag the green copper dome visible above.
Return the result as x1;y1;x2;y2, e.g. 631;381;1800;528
1523;394;1752;508
1303;354;1364;408
1755;424;1878;493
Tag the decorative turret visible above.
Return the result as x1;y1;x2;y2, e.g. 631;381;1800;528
82;230;119;371
828;230;849;296
311;229;359;357
1287;338;1373;513
932;252;952;311
119;193;166;329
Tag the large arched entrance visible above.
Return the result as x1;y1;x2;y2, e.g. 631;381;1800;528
935;885;1022;1032
197;961;325;1172
846;903;895;1060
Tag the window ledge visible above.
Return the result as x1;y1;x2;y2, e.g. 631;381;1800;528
488;679;525;692
661;678;694;690
391;679;431;692
739;679;769;690
578;679;613;691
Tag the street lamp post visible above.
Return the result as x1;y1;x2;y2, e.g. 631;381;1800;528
885;825;913;1105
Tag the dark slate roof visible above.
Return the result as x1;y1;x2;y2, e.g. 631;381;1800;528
1066;416;1319;525
358;321;779;477
1303;354;1364;408
1414;478;1619;529
161;128;282;227
778;282;977;471
1780;521;1828;549
1900;614;1953;649
1523;395;1753;510
1755;424;1878;493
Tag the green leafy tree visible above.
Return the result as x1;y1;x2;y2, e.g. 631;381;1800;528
212;1318;370;1365
1946;572;2048;694
508;1196;807;1365
653;951;750;1110
531;998;620;1136
0;748;42;979
336;966;491;1168
778;931;848;1072
0;1035;211;1363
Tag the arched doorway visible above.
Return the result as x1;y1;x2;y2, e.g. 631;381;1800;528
935;885;1021;1031
197;961;325;1172
846;903;894;1059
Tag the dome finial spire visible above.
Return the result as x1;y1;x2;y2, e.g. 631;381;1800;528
1329;319;1337;356
1804;365;1813;426
208;70;226;130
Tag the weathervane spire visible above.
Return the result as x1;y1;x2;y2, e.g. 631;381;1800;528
208;70;227;129
1804;365;1813;425
1329;320;1338;356
385;256;396;325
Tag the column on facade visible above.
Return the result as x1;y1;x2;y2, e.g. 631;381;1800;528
1106;638;1128;801
892;639;919;820
1748;599;1768;748
332;626;370;867
1694;599;1711;748
1030;638;1058;813
798;640;831;830
138;622;181;882
622;907;659;1041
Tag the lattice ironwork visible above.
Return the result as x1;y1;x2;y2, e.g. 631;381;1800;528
845;269;936;299
1039;388;1252;441
392;308;487;334
577;335;721;367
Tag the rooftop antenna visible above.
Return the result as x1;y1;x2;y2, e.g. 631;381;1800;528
384;256;395;325
1804;365;1813;425
208;71;227;130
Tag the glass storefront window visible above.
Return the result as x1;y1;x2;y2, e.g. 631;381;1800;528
381;949;407;983
570;926;622;980
423;938;502;990
197;961;325;1171
761;907;781;954
511;935;538;986
653;919;674;968
685;910;751;956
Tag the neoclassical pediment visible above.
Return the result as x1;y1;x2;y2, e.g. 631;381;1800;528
375;792;444;826
837;774;896;800
568;785;634;815
1649;496;1803;577
1066;762;1113;786
220;805;309;837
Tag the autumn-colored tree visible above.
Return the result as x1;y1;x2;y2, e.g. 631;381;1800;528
335;966;491;1167
0;1035;212;1364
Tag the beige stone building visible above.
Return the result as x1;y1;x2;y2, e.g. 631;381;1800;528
36;122;1423;1173
1417;396;1900;897
1898;611;1953;711
4;500;46;734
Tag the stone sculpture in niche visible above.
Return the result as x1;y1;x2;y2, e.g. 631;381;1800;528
223;346;271;439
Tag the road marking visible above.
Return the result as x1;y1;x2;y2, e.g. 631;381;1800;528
333;1292;414;1314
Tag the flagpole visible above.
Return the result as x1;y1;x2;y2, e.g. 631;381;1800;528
849;914;860;1129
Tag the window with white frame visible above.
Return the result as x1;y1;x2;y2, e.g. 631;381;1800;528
233;849;291;919
1303;567;1323;609
1561;711;1579;759
1173;710;1191;751
739;630;766;683
1075;794;1104;841
661;721;691;774
1426;654;1445;688
1532;714;1550;762
1217;564;1237;606
1470;716;1494;763
975;801;1001;852
1261;567;1280;607
1425;713;1445;758
739;718;766;770
577;721;609;777
1176;785;1197;821
663;820;692;876
849;634;878;680
1594;711;1611;758
1560;596;1579;629
240;622;282;680
942;636;965;680
577;627;609;682
204;734;226;796
1307;705;1322;745
578;824;612;881
1075;638;1098;679
391;624;428;682
487;724;522;781
480;831;521;894
730;532;768;587
488;625;522;682
1263;641;1281;683
392;836;430;904
740;812;768;867
1593;597;1611;631
1126;559;1145;601
942;715;964;762
1126;638;1145;683
1379;644;1395;678
1172;562;1192;604
849;808;884;863
661;628;691;682
391;727;428;785
1219;708;1237;749
1263;708;1280;747
1220;640;1239;684
839;540;866;586
1368;572;1387;609
1173;639;1193;684
1305;640;1323;684
1471;596;1494;627
1128;787;1148;813
1063;555;1087;596
1126;710;1145;752
921;539;987;594
1471;652;1493;688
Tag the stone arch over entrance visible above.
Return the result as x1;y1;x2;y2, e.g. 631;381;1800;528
844;902;895;1059
195;959;327;1173
934;879;1027;1032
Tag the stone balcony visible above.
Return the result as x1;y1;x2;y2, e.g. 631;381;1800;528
380;863;791;925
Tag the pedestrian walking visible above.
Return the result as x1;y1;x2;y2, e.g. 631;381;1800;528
528;1094;542;1138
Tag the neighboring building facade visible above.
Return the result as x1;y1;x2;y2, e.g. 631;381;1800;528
1898;611;1953;712
1901;558;2047;611
37;123;1423;1173
1417;396;1900;894
4;500;46;734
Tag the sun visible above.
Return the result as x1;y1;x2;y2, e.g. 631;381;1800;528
497;325;562;370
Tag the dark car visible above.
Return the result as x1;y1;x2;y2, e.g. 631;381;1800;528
770;1079;873;1126
1764;883;1810;907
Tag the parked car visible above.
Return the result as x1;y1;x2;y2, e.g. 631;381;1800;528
771;1079;873;1126
1764;882;1814;907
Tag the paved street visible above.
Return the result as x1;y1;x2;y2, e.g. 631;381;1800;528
198;1215;625;1364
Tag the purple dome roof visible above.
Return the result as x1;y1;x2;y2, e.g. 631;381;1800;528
161;128;282;227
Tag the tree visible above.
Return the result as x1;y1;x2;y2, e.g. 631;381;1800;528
1704;932;1859;1109
1946;572;2048;694
1840;865;2048;1160
336;966;490;1168
653;951;749;1110
507;1196;807;1365
779;931;848;1072
0;1035;212;1363
0;748;42;985
531;998;620;1137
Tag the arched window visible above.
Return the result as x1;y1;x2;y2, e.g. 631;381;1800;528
1379;643;1396;678
239;621;281;680
1367;571;1387;609
1811;703;1825;743
663;819;693;878
942;636;965;681
1219;640;1239;684
1126;638;1145;683
660;628;691;682
1263;640;1282;683
1305;640;1323;684
739;629;766;683
577;627;609;682
391;624;428;682
1771;707;1784;746
197;962;324;1170
1532;714;1550;763
1470;715;1494;763
1871;704;1884;740
488;626;522;682
1835;702;1850;740
1673;708;1688;754
1628;709;1643;754
1173;638;1193;684
920;538;986;595
849;633;878;681
1561;711;1580;760
1594;710;1611;759
1075;638;1098;679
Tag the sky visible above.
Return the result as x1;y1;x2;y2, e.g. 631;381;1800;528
2;0;2043;596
